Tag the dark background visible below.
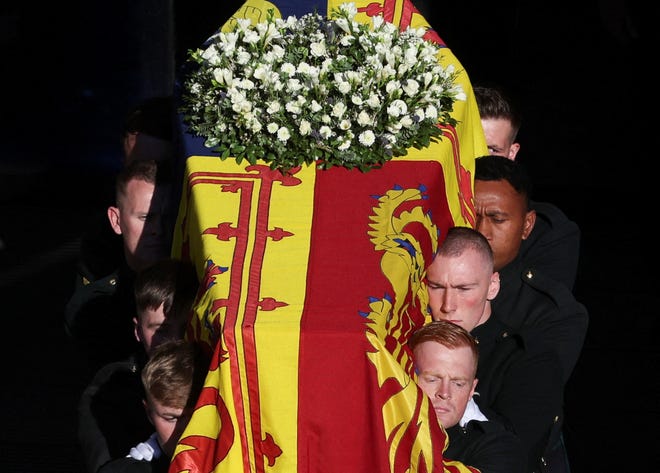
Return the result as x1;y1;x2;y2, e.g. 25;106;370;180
0;1;656;471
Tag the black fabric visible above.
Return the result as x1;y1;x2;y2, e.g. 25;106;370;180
444;420;526;473
493;256;588;384
64;260;140;381
78;354;152;473
521;200;581;291
472;317;564;473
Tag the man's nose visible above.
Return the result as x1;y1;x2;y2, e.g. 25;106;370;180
441;290;456;313
435;381;451;400
474;214;487;237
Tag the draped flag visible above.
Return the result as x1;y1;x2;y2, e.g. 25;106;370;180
170;1;487;472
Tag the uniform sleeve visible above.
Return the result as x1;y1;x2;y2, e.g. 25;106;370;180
478;341;564;473
454;421;526;473
521;200;581;291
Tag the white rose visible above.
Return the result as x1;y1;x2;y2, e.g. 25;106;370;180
299;119;312;136
267;122;279;133
310;101;323;113
358;130;375;146
285;101;301;114
400;115;413;128
266;101;281;114
366;94;381;108
337;81;351;94
402;79;419;97
281;63;296;75
357;111;372;126
332;102;347;119
319;126;332;139
310;41;326;57
387;99;407;117
277;126;290;142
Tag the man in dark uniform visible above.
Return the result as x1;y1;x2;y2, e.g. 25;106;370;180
426;227;567;473
65;159;173;381
473;155;588;384
409;319;525;473
473;84;581;291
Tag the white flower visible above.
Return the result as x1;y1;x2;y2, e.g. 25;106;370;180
285;101;302;114
319;126;332;139
357;111;372;126
310;41;326;57
181;4;463;172
281;63;296;75
299;119;312;136
242;29;260;44
212;68;233;86
402;79;419;97
310;100;323;113
297;62;311;75
287;78;303;92
201;45;222;65
337;81;351;94
387;99;408;117
338;138;352;151
366;94;381;108
359;130;376;146
400;115;414;128
267;122;279;133
266;101;281;114
277;127;291;142
332;102;347;119
235;49;251;65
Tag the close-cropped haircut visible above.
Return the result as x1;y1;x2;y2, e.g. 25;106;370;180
473;85;522;140
437;226;494;273
474;154;533;210
134;258;199;325
141;340;209;410
114;158;171;205
408;319;479;376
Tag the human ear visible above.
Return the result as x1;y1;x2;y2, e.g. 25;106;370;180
509;142;520;160
487;271;500;300
521;209;536;240
470;378;478;397
133;316;141;343
107;206;122;235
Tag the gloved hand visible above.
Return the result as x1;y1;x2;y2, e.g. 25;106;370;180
128;432;162;461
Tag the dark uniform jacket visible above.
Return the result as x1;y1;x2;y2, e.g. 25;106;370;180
78;353;152;473
472;317;564;473
493;255;588;384
64;261;140;381
64;233;141;382
444;420;525;473
521;200;581;291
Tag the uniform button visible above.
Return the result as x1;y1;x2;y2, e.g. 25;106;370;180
109;278;117;286
526;270;533;279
